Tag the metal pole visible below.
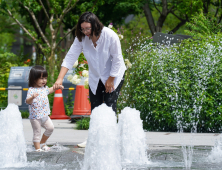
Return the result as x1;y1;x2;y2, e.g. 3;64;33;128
0;88;75;91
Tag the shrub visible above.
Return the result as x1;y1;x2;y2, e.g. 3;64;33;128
20;110;29;118
185;11;222;37
0;53;18;108
76;117;90;130
64;90;74;117
118;33;222;133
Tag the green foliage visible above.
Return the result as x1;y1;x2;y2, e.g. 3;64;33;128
64;90;74;117
118;33;222;133
0;33;15;53
20;110;29;118
74;52;88;76
0;53;18;107
185;11;222;37
76;117;90;130
173;0;203;17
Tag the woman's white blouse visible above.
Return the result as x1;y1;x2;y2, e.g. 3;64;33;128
62;27;126;95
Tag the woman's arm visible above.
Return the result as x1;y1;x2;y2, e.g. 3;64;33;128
53;37;82;90
105;35;123;93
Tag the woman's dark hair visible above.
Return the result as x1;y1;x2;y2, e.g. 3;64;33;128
76;12;104;42
28;65;48;87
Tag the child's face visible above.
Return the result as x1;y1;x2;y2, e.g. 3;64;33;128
35;75;47;87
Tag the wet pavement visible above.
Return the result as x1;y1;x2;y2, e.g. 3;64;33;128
2;119;222;170
3;145;218;170
17;119;222;170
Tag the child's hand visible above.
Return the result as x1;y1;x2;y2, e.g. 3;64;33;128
33;93;39;98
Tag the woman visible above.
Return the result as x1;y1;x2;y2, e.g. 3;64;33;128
53;12;126;147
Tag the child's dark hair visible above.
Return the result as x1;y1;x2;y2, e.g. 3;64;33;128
28;65;48;87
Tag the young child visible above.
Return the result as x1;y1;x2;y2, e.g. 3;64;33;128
26;65;64;152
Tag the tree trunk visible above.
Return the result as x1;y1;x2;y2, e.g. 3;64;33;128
47;49;55;82
143;3;156;35
156;0;168;32
168;20;187;34
203;0;211;14
36;45;44;65
59;25;66;69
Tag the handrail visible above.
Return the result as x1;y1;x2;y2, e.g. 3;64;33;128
0;88;75;91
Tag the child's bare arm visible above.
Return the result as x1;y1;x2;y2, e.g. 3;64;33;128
48;85;64;94
26;93;38;104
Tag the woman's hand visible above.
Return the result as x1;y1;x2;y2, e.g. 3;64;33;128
53;66;69;90
105;76;115;93
59;85;64;90
53;78;63;90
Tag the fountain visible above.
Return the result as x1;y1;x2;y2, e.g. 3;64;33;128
1;103;222;169
118;107;149;165
81;103;122;170
0;103;27;168
208;136;222;163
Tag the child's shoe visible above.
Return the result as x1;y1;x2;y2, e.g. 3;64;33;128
41;143;50;151
35;149;44;152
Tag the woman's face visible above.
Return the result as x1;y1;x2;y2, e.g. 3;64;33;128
80;22;92;37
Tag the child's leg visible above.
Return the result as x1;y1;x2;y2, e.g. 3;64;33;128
40;134;49;144
30;119;42;150
41;117;54;144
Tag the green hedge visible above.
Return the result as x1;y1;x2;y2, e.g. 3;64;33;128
0;53;18;108
118;33;222;132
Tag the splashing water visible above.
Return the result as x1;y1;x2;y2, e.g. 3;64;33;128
118;107;149;165
208;136;222;163
26;142;69;152
0;104;27;168
82;103;122;170
50;143;70;152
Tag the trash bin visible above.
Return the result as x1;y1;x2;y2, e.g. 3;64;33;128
8;67;31;110
7;66;76;111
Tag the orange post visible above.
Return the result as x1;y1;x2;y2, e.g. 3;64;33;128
71;85;91;118
50;89;70;119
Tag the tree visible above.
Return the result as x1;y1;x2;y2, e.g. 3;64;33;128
1;0;83;79
202;0;222;23
142;0;222;35
0;0;143;80
143;0;204;35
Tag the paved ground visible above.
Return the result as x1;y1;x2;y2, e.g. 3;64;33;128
23;119;221;146
1;119;222;170
23;119;88;145
19;119;222;170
